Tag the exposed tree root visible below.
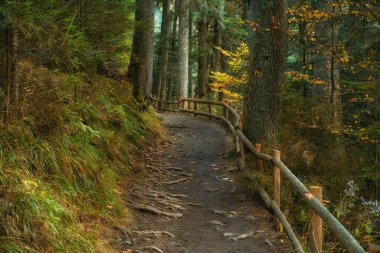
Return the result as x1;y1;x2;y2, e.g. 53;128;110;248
223;231;256;241
162;178;188;185
128;202;182;218
185;202;201;206
131;190;187;211
138;246;164;253
146;165;183;172
146;190;187;202
133;230;175;238
165;193;189;198
154;198;186;211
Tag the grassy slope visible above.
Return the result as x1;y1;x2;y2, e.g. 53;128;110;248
0;63;164;252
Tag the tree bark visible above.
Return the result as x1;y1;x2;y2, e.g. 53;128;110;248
211;19;222;74
158;0;172;105
127;0;154;101
5;28;11;122
11;29;19;105
0;28;6;92
0;27;8;122
246;0;255;54
188;11;194;98
298;0;308;98
211;18;223;99
197;12;209;98
243;0;287;147
176;0;190;99
167;0;179;102
329;5;345;154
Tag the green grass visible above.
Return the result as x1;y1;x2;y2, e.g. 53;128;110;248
0;66;164;252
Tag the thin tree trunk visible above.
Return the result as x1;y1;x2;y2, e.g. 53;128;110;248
5;28;11;122
11;29;19;105
158;0;172;105
243;0;287;147
312;0;332;101
330;5;345;154
0;27;9;123
188;11;193;98
176;0;190;99
211;18;222;99
298;1;308;98
167;0;178;102
197;12;208;98
219;33;229;101
312;1;344;153
127;0;154;102
211;19;222;74
246;0;255;54
0;28;6;93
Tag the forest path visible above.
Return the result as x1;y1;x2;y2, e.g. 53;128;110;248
126;113;290;253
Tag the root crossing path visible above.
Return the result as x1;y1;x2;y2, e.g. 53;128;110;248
126;113;290;253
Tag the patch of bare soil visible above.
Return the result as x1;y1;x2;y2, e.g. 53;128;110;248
117;113;291;253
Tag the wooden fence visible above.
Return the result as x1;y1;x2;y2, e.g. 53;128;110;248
150;96;366;253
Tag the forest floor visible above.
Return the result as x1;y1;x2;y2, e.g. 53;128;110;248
121;113;291;253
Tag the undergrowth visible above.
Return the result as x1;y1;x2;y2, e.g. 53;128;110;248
0;62;164;252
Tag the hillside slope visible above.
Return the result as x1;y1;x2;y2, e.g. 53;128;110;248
0;63;164;252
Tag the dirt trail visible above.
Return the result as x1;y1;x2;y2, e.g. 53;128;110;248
125;113;290;253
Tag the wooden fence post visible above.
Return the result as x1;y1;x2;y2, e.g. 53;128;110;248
255;143;264;172
238;112;245;165
309;186;323;253
194;102;197;117
208;104;213;120
273;149;281;230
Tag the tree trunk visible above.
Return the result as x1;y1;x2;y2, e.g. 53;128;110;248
188;11;194;98
211;19;222;74
311;0;334;101
158;0;172;105
298;0;308;98
176;0;190;99
167;0;179;102
197;12;208;98
329;5;345;154
312;1;344;152
246;0;255;54
11;29;19;105
0;27;7;122
211;18;223;99
0;29;5;92
243;0;287;147
5;28;11;122
127;0;154;101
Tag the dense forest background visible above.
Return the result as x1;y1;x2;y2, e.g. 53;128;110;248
0;0;379;252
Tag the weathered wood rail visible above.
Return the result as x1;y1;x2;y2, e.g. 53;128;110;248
150;96;366;253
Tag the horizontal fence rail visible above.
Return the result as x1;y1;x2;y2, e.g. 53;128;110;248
150;96;365;253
